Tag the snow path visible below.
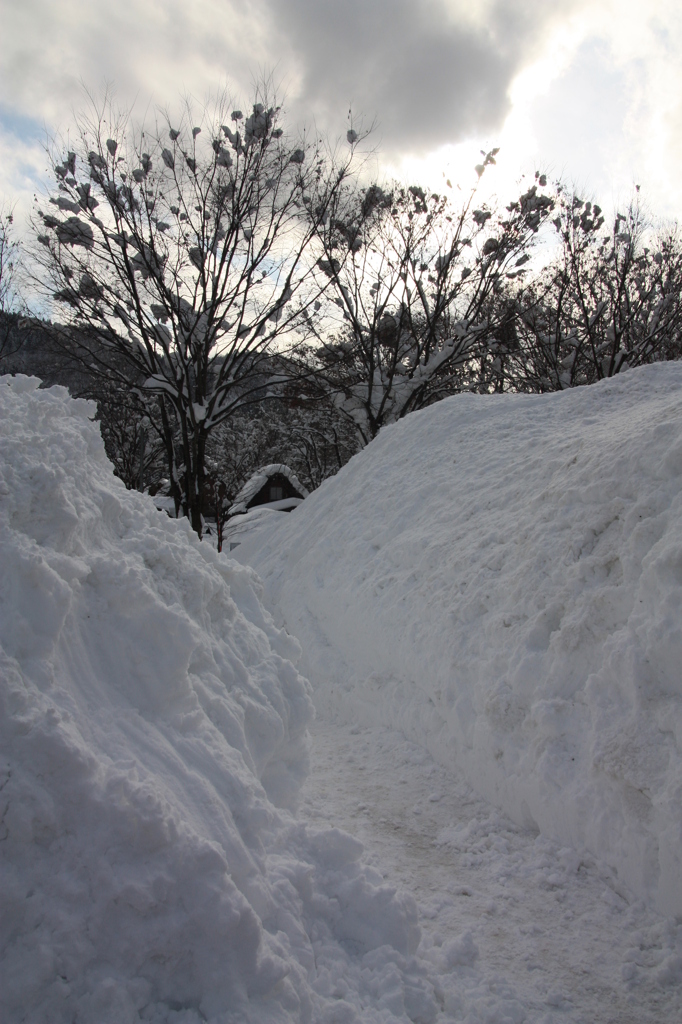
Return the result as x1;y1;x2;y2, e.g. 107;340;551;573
230;366;682;1020
300;713;682;1023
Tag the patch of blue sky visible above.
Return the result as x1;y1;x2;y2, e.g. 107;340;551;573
15;160;45;188
0;106;47;144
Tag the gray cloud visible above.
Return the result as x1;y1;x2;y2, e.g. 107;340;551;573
3;0;682;225
261;0;574;155
1;0;575;154
0;0;260;124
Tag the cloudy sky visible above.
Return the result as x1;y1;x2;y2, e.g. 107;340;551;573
2;0;682;225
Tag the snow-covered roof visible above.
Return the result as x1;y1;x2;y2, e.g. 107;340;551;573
228;462;309;515
151;493;176;513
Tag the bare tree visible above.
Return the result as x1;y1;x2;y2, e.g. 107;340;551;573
498;191;682;392
31;89;357;535
304;156;555;443
0;204;22;312
94;384;167;491
0;203;24;362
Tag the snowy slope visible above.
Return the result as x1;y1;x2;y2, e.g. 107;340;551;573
239;363;682;918
0;376;438;1024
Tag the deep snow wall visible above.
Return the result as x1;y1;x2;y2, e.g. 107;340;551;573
0;377;428;1024
241;364;682;917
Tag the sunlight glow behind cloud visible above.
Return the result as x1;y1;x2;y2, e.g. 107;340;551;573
386;1;682;222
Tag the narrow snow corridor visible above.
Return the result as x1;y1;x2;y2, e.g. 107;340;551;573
234;367;682;1021
301;713;682;1023
5;372;682;1023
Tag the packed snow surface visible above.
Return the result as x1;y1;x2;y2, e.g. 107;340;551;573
0;376;438;1024
239;363;682;919
4;368;682;1024
300;716;682;1022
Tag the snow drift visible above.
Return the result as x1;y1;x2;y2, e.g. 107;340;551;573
0;376;435;1024
240;363;682;917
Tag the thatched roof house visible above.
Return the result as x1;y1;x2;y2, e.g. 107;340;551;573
228;464;309;517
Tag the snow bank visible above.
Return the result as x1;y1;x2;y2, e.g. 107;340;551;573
224;506;284;552
0;376;432;1024
240;364;682;917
